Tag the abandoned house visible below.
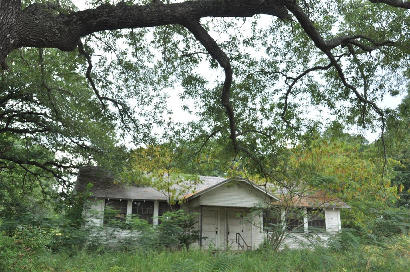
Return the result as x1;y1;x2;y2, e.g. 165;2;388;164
76;166;349;250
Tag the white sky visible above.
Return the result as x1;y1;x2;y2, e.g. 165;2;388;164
72;0;89;10
71;0;405;143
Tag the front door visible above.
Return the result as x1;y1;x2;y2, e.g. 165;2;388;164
227;208;252;250
202;207;219;249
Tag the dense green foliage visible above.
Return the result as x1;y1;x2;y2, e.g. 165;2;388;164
385;93;410;207
1;232;408;272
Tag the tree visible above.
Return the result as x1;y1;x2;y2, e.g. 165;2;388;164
0;0;408;188
289;135;399;229
383;91;410;207
130;144;200;203
0;138;57;234
0;45;132;188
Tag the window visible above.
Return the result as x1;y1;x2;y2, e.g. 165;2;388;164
158;201;179;224
307;208;325;232
159;201;172;216
132;200;154;224
285;208;304;233
263;208;282;232
104;199;127;226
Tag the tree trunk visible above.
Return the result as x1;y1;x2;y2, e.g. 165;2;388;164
0;0;21;69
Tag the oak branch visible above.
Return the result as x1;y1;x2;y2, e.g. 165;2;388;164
0;0;407;151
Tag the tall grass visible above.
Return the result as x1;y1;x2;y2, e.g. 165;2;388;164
1;235;409;272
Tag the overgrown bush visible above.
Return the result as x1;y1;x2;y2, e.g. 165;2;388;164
94;209;200;251
49;221;91;251
0;230;51;272
0;232;21;271
157;210;200;250
370;207;409;238
328;228;362;252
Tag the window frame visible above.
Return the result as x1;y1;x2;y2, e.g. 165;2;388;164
132;200;154;224
285;208;305;233
103;199;128;227
307;208;326;232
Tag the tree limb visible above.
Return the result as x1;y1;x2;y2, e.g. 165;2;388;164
280;54;348;124
0;0;290;68
77;40;107;109
281;62;333;123
284;1;386;118
285;0;389;174
369;0;410;9
182;19;238;152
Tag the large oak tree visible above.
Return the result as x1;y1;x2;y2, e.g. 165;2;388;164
0;0;409;184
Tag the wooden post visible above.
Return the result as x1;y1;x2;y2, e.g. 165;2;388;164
153;200;159;226
200;206;203;248
303;208;308;233
126;200;132;222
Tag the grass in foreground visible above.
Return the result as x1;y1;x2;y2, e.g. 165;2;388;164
1;236;409;272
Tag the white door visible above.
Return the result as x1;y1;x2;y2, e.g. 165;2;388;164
227;208;252;250
202;207;219;249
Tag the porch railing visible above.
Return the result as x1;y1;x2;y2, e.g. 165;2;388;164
235;233;251;250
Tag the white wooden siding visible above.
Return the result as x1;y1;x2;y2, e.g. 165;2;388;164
280;233;332;249
325;208;341;232
84;198;104;227
199;181;269;207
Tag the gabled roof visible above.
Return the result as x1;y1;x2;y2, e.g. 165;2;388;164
76;167;276;201
183;177;279;201
76;166;348;208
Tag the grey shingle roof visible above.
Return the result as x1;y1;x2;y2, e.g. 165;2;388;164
75;167;348;208
75;166;226;201
76;166;168;200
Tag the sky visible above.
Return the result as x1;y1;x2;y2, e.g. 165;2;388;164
70;0;406;143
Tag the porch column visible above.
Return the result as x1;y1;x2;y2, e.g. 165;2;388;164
153;200;159;226
200;206;203;248
303;208;308;233
126;200;132;222
281;209;286;231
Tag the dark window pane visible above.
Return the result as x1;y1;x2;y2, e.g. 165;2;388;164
285;208;304;233
263;208;282;232
307;208;325;232
158;202;179;224
159;201;172;216
104;199;127;226
132;200;154;224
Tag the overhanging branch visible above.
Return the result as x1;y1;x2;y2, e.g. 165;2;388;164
284;1;386;119
285;0;389;174
1;0;290;68
182;19;238;152
369;0;410;9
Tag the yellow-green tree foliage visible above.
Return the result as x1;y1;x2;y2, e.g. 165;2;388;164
289;138;399;229
130;145;199;203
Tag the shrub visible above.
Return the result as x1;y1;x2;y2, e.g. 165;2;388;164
0;232;20;271
157;210;200;250
370;208;409;238
328;228;362;252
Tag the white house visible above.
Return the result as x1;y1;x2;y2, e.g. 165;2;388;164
76;166;349;250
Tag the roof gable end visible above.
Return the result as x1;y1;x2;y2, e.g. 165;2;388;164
185;177;279;201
